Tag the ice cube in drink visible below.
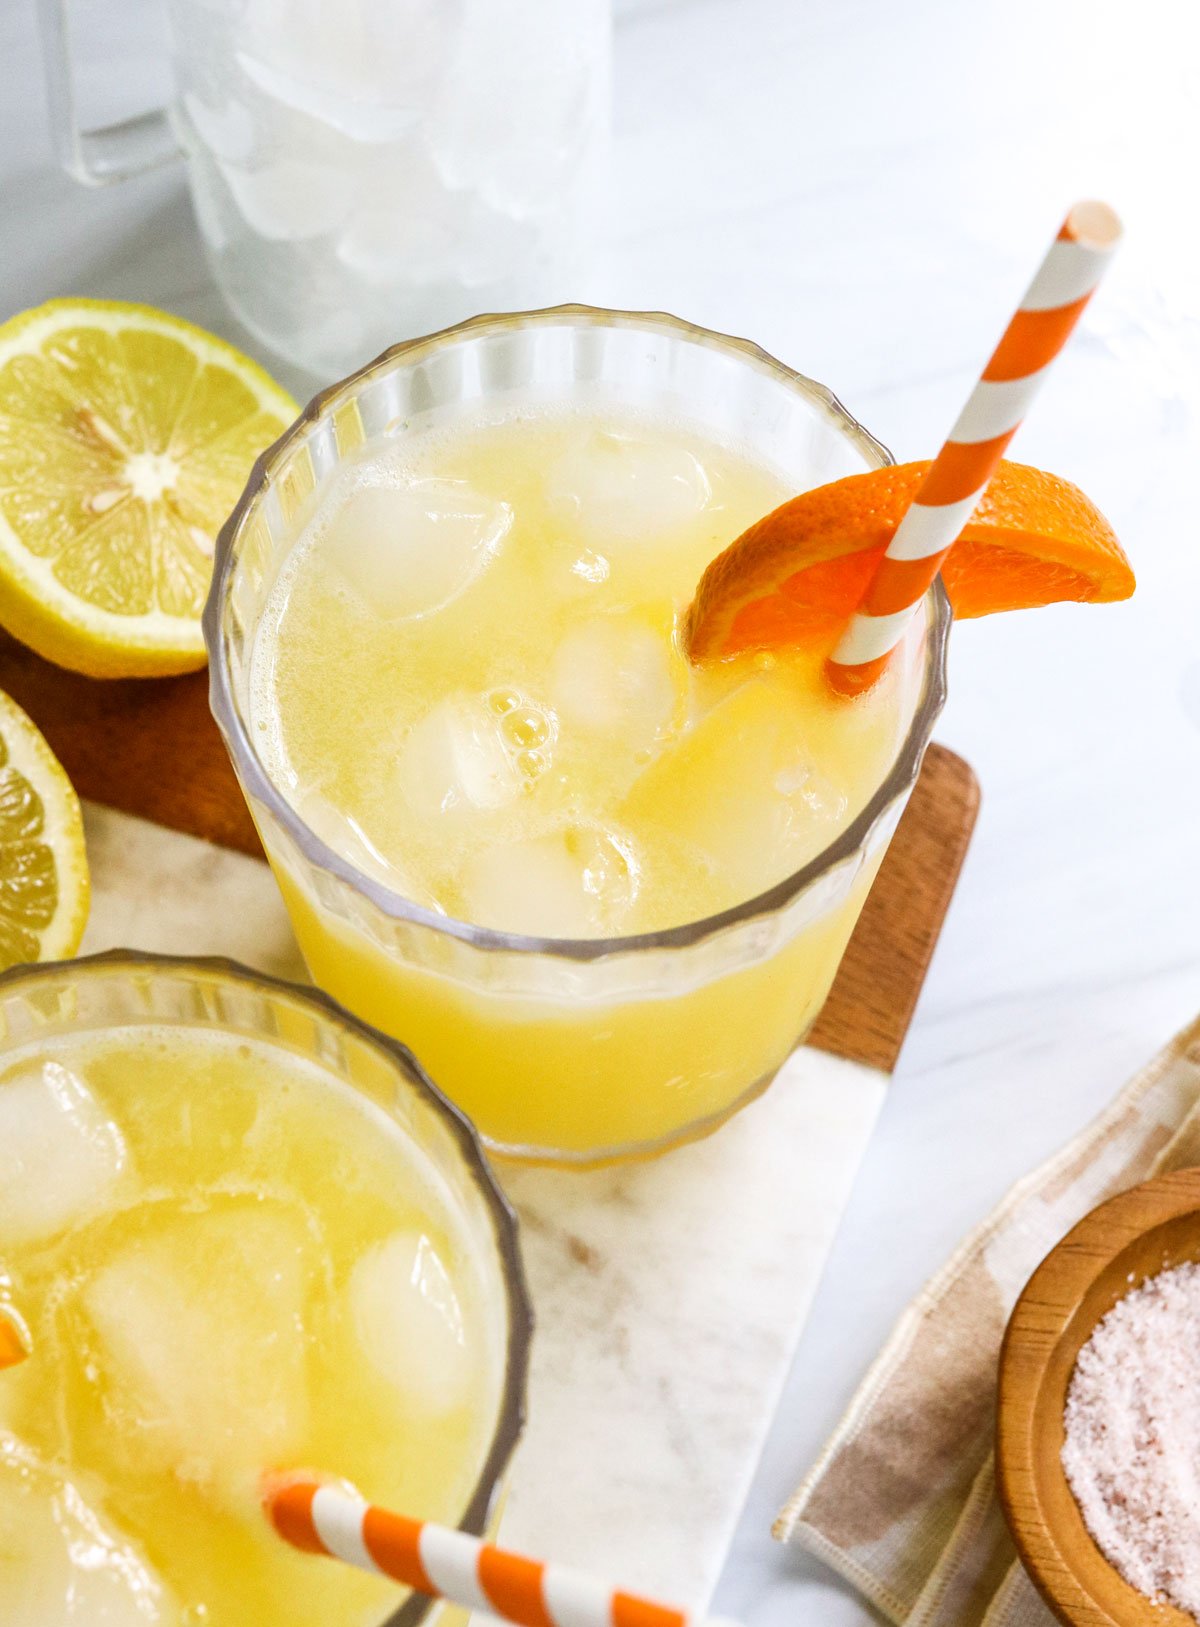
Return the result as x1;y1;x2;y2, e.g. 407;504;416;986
0;1061;127;1246
0;1435;179;1625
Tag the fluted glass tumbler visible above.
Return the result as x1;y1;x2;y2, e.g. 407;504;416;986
206;308;950;1167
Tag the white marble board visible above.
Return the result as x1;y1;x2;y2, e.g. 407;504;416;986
79;801;889;1611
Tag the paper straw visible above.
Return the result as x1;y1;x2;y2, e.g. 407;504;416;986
265;1475;738;1627
827;199;1123;695
0;1305;30;1370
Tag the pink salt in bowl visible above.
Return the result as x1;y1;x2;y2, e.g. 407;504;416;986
996;1166;1200;1627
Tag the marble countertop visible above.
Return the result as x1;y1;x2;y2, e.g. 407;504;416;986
2;2;1199;1623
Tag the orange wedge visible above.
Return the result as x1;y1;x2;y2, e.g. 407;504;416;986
0;1305;29;1370
683;460;1134;662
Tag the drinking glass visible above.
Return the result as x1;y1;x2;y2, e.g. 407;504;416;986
206;306;951;1167
0;949;530;1627
36;0;611;377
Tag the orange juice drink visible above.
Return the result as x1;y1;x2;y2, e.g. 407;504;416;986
208;309;948;1165
0;955;527;1627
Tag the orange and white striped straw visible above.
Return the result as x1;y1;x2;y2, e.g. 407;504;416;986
827;199;1123;695
266;1475;737;1627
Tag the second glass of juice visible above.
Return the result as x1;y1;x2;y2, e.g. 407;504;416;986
0;951;529;1626
208;308;949;1165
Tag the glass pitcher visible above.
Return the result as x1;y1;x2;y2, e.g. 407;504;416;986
37;0;611;379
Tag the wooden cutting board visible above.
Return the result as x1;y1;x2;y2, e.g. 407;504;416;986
0;631;978;1075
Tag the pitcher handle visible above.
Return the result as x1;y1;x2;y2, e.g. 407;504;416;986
36;0;182;186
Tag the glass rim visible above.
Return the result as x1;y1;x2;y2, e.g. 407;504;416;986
0;947;533;1627
204;303;951;962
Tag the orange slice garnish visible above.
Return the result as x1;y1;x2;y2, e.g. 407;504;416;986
684;459;1134;662
0;1305;29;1370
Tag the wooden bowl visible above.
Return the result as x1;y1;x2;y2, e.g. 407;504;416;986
996;1166;1200;1627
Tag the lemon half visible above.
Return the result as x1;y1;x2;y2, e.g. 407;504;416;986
0;299;297;677
0;689;88;968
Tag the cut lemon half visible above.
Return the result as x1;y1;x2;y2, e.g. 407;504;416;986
0;688;89;968
0;299;297;677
